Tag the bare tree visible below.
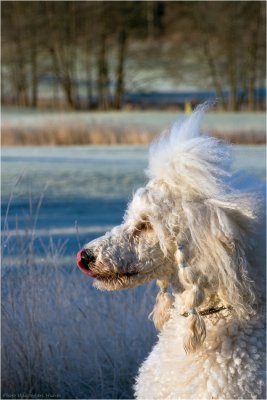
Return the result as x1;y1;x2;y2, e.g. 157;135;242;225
43;2;80;109
165;1;265;110
1;1;265;110
2;2;30;106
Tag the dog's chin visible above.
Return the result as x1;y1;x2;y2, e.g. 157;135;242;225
92;270;153;291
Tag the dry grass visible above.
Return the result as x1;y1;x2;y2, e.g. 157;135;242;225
2;123;266;146
211;130;266;145
1;123;156;146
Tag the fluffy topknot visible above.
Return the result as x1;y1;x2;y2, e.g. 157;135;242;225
147;103;232;199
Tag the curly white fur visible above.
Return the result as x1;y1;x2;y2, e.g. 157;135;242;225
79;103;266;399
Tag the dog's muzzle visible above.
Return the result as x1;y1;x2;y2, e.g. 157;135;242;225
77;249;97;277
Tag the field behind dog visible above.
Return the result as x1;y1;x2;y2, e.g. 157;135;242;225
1;143;266;399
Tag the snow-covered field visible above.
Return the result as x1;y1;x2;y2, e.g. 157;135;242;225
2;108;266;145
2;108;266;133
1;144;266;399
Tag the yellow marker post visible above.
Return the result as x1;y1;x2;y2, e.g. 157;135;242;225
185;101;192;114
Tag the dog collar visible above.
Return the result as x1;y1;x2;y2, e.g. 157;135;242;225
181;305;231;318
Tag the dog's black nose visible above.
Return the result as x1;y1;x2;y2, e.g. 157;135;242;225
77;249;96;270
81;249;96;266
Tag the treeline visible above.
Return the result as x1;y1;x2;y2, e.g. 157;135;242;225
1;1;266;111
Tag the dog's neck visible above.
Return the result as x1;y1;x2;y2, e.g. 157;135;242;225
173;292;233;324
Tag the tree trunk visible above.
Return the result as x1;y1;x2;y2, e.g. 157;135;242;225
62;75;75;109
45;2;77;110
227;43;238;111
85;50;93;109
97;31;109;110
192;5;227;110
247;9;261;110
114;29;127;110
146;2;154;40
49;46;76;110
1;68;5;103
228;82;238;111
202;40;227;110
30;47;38;108
247;73;256;111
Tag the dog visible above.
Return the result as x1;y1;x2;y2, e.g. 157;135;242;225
77;104;266;399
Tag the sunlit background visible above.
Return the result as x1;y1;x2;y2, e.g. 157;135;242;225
1;1;266;399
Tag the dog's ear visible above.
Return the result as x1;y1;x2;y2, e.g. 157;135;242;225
204;198;257;318
177;196;257;353
208;197;256;245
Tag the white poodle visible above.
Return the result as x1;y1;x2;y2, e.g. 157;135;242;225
77;105;266;399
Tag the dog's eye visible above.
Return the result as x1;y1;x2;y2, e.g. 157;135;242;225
135;220;152;233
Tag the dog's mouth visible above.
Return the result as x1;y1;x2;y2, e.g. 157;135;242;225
92;269;141;291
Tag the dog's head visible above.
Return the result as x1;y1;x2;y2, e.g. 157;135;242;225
77;178;179;291
77;104;259;351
